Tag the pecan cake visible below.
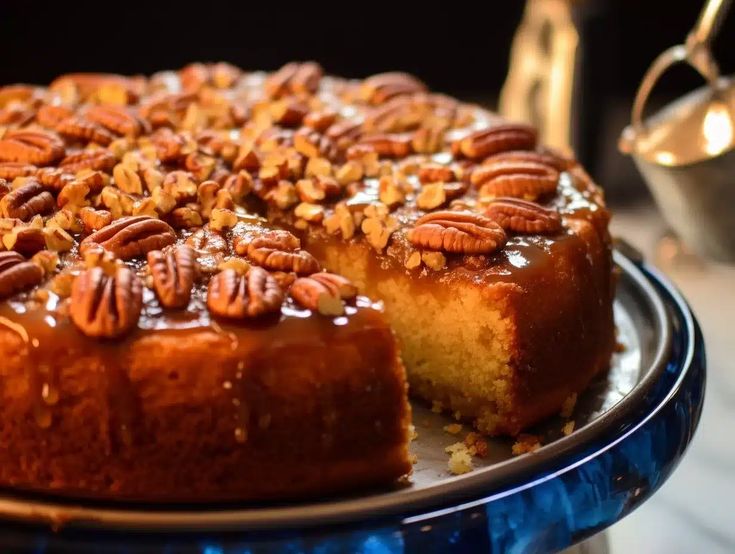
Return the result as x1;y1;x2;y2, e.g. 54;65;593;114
0;62;614;501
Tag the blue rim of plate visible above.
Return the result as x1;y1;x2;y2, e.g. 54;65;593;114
0;251;706;553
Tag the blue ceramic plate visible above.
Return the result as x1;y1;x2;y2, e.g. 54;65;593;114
0;251;705;553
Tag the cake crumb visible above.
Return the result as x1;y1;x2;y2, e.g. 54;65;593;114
464;432;489;458
409;452;418;465
511;433;542;456
562;420;575;436
445;442;473;475
560;393;578;418
443;423;463;435
615;341;627;353
431;400;444;413
408;424;418;441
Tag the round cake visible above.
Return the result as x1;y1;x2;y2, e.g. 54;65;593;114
0;62;614;501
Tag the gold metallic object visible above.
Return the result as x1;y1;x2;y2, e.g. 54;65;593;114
620;0;735;262
499;0;579;153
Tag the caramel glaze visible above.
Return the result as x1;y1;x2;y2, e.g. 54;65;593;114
285;166;615;434
0;290;411;500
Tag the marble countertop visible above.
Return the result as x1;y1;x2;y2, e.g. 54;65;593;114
600;204;735;553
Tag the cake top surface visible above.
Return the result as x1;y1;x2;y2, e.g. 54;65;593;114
0;61;609;342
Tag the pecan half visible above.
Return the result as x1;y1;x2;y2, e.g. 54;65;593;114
481;150;570;172
0;181;55;220
290;272;357;316
452;124;537;161
70;266;143;338
84;105;149;137
407;210;507;254
186;226;229;255
0;162;37;180
484;198;562;234
36;167;75;190
0;130;65;166
359;72;427;105
349;134;412;159
61;148;117;173
36;104;75;128
265;62;323;98
418;163;456;184
3;227;47;256
472;160;559;201
0;251;44;299
293;127;337;159
147;245;196;309
234;228;320;274
56;116;115;146
80;215;176;260
207;266;284;319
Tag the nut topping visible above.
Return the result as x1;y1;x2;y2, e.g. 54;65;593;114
349;134;412;159
472;160;559;201
235;229;320;274
59;149;117;173
484;198;562;234
80;215;176;260
56;116;116;145
0;251;44;298
265;61;323;98
207;266;284;319
0;181;55;221
0;130;65;166
70;266;143;338
359;72;427;105
147;245;196;308
482;150;570;172
290;272;358;316
408;210;507;254
85;105;149;137
0;162;37;180
452;124;537;161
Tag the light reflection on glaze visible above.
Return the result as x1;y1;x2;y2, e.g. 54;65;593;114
506;250;530;269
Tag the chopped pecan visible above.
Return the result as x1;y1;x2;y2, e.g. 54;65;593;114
270;99;309;127
0;162;37;180
0;130;65;166
36;104;75;128
349;134;412;159
452;124;537;161
0;181;55;221
303;109;338;132
0;179;8;200
2;227;46;256
294;127;337;159
180;62;240;92
290;272;358;316
70;266;143;338
419;163;456;184
0;251;44;298
407;210;507;254
207;266;284;319
0;85;38;108
234;228;320;274
59;149;117;173
472;160;559;200
147;245;196;309
0;106;35;127
56;116;115;146
325;118;363;148
80;215;176;260
79;206;113;232
359;72;427;105
484;198;562;234
264;61;323;98
295;176;341;203
363;97;424;134
84;105;149;137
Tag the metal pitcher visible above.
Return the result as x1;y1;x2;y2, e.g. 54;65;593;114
619;0;735;262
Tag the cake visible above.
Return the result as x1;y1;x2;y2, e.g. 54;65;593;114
0;62;614;501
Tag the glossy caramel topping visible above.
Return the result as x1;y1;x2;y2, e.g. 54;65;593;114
0;61;610;343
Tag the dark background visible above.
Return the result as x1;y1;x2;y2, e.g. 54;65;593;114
2;1;731;202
